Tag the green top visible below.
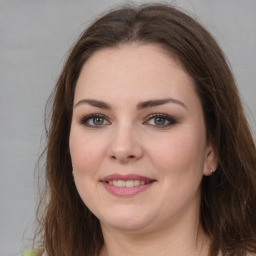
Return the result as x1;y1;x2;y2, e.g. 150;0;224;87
20;250;38;256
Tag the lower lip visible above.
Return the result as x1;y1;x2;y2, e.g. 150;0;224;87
102;182;154;196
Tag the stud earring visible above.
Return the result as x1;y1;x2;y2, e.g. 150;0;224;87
209;169;214;175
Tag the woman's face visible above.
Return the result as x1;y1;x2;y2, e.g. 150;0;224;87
69;44;216;234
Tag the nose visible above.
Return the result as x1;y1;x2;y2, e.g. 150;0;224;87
106;125;143;163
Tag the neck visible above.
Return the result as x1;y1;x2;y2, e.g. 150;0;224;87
100;217;210;256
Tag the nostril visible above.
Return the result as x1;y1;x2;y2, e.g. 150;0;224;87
107;140;143;162
109;154;136;163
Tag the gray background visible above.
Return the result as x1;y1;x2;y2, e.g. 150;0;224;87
0;0;255;255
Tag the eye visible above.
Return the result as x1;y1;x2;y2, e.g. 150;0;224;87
144;114;177;128
79;114;110;128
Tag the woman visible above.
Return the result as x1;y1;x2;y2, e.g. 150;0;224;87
27;3;256;256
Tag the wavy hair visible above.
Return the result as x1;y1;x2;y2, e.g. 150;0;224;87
34;3;256;256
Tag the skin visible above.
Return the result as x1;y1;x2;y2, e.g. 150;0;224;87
69;43;217;256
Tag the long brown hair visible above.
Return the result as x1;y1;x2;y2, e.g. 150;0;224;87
34;3;256;256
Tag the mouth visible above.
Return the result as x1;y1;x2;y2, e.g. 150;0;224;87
101;174;156;196
107;179;152;187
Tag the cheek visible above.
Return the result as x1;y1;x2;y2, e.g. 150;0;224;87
147;128;207;176
69;127;106;173
69;128;104;205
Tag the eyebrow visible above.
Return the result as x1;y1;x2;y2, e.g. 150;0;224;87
74;99;111;109
137;98;187;110
74;98;187;110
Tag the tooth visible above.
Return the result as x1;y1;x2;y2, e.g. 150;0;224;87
134;180;140;186
117;180;125;187
110;179;148;187
125;180;134;187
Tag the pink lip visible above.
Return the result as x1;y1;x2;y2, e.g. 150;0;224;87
101;174;156;197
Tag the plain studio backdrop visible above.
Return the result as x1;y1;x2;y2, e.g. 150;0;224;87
0;0;255;255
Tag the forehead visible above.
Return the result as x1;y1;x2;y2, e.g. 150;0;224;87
74;43;198;107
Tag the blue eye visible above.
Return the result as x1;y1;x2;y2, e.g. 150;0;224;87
145;114;177;128
80;114;110;128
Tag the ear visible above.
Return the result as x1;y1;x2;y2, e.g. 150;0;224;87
203;144;218;176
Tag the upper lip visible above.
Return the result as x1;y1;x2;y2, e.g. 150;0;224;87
101;174;156;182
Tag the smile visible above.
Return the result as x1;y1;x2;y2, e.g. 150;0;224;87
107;180;150;187
101;174;156;196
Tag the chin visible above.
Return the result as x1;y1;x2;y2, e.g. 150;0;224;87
101;219;152;233
97;207;156;232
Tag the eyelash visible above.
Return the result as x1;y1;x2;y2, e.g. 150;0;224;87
144;113;177;128
79;113;177;128
79;114;110;128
